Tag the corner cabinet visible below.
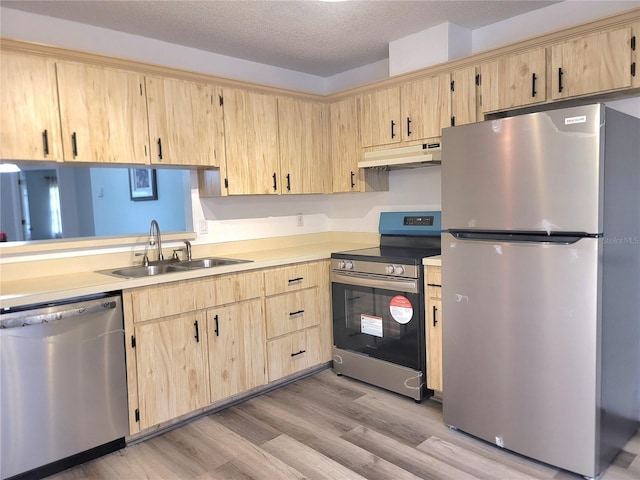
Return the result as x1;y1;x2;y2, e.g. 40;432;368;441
56;61;149;164
222;88;280;195
145;76;225;167
551;27;634;99
425;265;442;393
0;51;63;161
479;47;546;113
451;66;479;127
277;97;330;194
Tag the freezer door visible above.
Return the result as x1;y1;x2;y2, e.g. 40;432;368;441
442;233;602;478
442;104;604;234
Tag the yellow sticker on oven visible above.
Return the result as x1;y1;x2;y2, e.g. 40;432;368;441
390;295;413;324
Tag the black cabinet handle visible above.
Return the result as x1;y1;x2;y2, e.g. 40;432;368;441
286;173;291;191
194;320;200;342
272;173;277;191
391;120;396;139
42;130;49;156
288;277;303;284
406;117;412;137
214;314;219;337
291;350;306;357
157;138;163;160
558;68;564;93
350;171;355;188
71;132;78;158
532;73;537;97
433;305;438;327
289;310;304;317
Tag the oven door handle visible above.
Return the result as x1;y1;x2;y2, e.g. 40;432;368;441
331;272;419;294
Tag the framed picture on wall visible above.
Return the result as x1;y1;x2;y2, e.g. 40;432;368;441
129;168;158;201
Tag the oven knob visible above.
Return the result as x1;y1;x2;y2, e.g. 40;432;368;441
345;261;354;270
394;265;405;275
338;260;346;269
386;265;395;274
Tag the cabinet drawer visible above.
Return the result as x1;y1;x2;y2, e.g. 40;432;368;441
264;262;321;296
265;289;319;339
197;270;263;307
267;327;322;381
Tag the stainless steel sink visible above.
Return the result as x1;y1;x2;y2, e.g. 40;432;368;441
178;257;252;269
107;264;189;278
99;257;252;279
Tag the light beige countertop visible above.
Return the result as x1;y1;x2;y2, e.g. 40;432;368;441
422;255;441;266
1;236;377;309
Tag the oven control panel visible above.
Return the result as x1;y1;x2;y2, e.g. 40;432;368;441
403;215;434;226
331;259;418;279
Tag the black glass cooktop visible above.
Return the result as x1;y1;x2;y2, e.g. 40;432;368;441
332;235;441;265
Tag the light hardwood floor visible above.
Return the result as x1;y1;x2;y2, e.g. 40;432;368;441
48;369;639;480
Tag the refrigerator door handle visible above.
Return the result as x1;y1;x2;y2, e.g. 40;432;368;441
448;231;598;245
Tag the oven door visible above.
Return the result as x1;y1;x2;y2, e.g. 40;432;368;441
331;271;424;371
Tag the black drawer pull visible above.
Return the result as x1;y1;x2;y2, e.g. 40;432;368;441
214;314;219;336
406;117;412;136
157;138;163;160
71;132;78;158
432;305;438;327
391;120;396;139
531;73;537;97
272;173;277;191
288;277;303;284
291;350;306;357
426;283;442;288
350;171;355;188
289;310;304;317
558;67;564;93
194;320;200;342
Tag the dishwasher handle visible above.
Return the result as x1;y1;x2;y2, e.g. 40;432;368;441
0;298;119;329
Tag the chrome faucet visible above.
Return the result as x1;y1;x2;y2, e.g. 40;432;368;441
184;240;192;261
149;219;163;261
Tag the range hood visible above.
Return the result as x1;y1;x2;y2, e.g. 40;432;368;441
359;143;441;170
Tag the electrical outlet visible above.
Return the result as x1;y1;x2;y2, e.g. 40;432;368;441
296;214;304;227
199;219;208;234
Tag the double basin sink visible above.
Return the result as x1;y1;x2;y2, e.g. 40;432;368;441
101;257;252;279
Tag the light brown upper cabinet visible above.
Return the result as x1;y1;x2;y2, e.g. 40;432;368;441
0;51;63;161
222;87;280;195
330;97;361;193
145;76;225;167
480;47;546;113
401;73;451;142
56;61;149;164
551;27;633;99
277;97;330;194
451;66;479;127
360;86;401;148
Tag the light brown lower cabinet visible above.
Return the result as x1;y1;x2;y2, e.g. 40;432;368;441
425;265;443;392
266;326;322;380
207;299;266;403
135;312;210;430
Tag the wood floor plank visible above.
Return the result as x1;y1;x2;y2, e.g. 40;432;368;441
417;435;543;480
341;425;480;480
261;434;369;480
212;406;282;446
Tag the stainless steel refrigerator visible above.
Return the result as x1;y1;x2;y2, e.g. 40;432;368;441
441;103;640;479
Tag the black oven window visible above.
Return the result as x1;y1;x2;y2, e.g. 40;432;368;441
333;284;421;370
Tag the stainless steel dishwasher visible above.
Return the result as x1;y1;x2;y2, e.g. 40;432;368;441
1;293;129;480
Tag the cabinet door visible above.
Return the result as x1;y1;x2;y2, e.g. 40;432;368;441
551;27;632;99
480;48;546;113
360;87;401;148
278;97;329;194
56;61;149;164
330;97;361;193
135;312;210;429
0;52;63;161
207;299;266;403
146;76;225;167
451;66;478;127
425;266;442;392
222;88;280;195
633;23;640;89
401;73;451;142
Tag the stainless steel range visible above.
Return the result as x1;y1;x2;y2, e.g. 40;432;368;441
330;211;441;401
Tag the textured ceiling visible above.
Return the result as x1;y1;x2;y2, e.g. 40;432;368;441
1;1;561;76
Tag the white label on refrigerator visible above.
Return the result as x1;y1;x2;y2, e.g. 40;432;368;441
361;314;383;337
389;295;413;324
564;115;587;125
